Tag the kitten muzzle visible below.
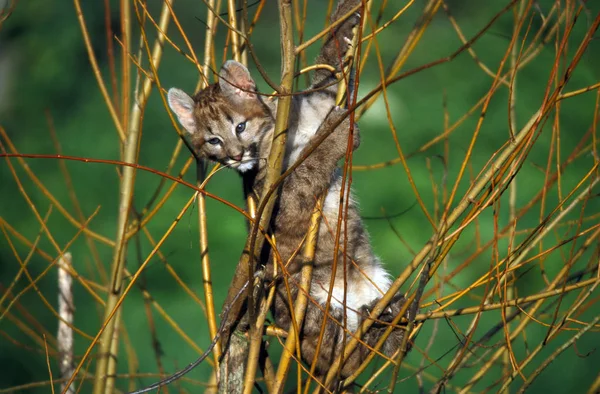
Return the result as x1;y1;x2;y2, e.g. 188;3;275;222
228;151;258;172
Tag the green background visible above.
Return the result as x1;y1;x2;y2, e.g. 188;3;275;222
1;0;599;392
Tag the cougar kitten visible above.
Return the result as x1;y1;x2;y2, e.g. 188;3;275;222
168;0;407;379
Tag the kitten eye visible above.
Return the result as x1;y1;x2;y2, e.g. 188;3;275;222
235;121;247;134
207;138;221;146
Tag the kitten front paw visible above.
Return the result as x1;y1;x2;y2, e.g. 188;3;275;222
321;1;362;68
360;293;406;325
336;5;361;53
359;301;389;326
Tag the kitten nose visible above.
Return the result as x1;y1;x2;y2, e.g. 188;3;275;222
231;153;243;162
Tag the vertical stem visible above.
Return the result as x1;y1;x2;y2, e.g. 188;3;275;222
219;0;295;391
197;0;222;371
58;253;74;394
196;164;221;365
245;0;296;389
239;2;249;65
271;197;324;394
202;0;218;85
104;308;122;393
227;0;241;62
73;0;125;141
502;1;524;387
121;0;131;134
91;95;139;394
91;2;174;393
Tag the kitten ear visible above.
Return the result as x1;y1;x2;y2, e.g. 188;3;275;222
168;88;196;133
219;60;257;101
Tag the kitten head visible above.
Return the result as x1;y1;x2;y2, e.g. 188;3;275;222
168;60;273;172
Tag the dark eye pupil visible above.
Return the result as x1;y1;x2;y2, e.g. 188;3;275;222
236;121;246;134
208;138;220;145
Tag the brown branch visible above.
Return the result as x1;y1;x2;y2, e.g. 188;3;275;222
218;0;296;392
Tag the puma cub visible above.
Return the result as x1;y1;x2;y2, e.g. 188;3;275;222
168;0;407;378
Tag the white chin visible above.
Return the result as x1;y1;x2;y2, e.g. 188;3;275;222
236;161;257;173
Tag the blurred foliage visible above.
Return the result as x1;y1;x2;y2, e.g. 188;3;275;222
0;0;599;393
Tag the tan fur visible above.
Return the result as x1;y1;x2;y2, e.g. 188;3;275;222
167;0;409;385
